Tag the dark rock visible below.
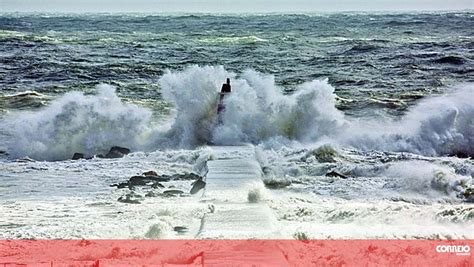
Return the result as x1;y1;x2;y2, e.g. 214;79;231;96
118;193;143;204
147;175;171;182
112;146;130;154
171;172;202;181
463;188;474;202
111;182;130;189
152;182;164;188
111;172;203;192
72;153;84;160
173;226;189;233
145;191;159;197
309;145;339;163
118;197;140;204
163;189;184;196
448;151;471;159
129;176;153;186
111;175;168;189
326;170;348;179
129;175;168;185
190;178;206;194
143;170;158;176
263;179;291;189
105;146;130;158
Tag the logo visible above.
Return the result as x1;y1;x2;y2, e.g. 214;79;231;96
436;245;471;256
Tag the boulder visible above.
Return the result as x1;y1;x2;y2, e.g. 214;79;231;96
145;191;160;197
111;182;130;189
305;145;339;163
190;178;206;194
151;182;165;188
143;170;158;176
72;153;84;160
129;175;153;186
326;170;348;179
111;175;167;189
463;188;474;202
118;193;143;204
105;146;130;158
263;179;291;189
163;189;184;196
173;226;189;234
171;172;201;181
448;151;471;158
147;175;171;182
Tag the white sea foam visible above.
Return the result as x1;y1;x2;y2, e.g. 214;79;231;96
159;66;346;147
159;65;231;147
159;66;473;157
1;84;157;160
343;84;474;157
383;161;472;198
2;66;473;160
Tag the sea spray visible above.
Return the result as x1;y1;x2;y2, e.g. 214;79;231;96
159;65;231;147
2;85;155;160
383;161;472;198
160;66;473;158
159;66;347;146
343;84;474;157
216;70;347;144
2;66;473;160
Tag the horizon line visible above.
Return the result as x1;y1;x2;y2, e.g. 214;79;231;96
1;9;473;15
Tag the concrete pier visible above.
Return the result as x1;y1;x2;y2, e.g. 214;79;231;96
196;145;280;239
195;145;288;266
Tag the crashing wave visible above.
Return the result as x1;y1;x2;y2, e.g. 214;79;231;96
343;84;474;157
1;85;157;160
1;66;473;160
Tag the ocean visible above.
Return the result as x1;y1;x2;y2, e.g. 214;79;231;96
0;12;473;239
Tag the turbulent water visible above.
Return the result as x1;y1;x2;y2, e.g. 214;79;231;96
0;12;473;239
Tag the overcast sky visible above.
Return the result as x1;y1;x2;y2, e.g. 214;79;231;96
2;0;473;13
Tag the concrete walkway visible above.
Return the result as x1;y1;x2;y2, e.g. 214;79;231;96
195;145;288;266
196;145;281;239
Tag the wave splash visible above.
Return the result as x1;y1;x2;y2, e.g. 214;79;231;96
1;66;473;160
344;84;474;157
160;66;473;158
1;85;156;160
159;66;345;147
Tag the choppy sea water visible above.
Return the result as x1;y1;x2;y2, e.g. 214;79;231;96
0;12;473;239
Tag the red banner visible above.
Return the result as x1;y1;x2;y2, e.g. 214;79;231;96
0;240;472;266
